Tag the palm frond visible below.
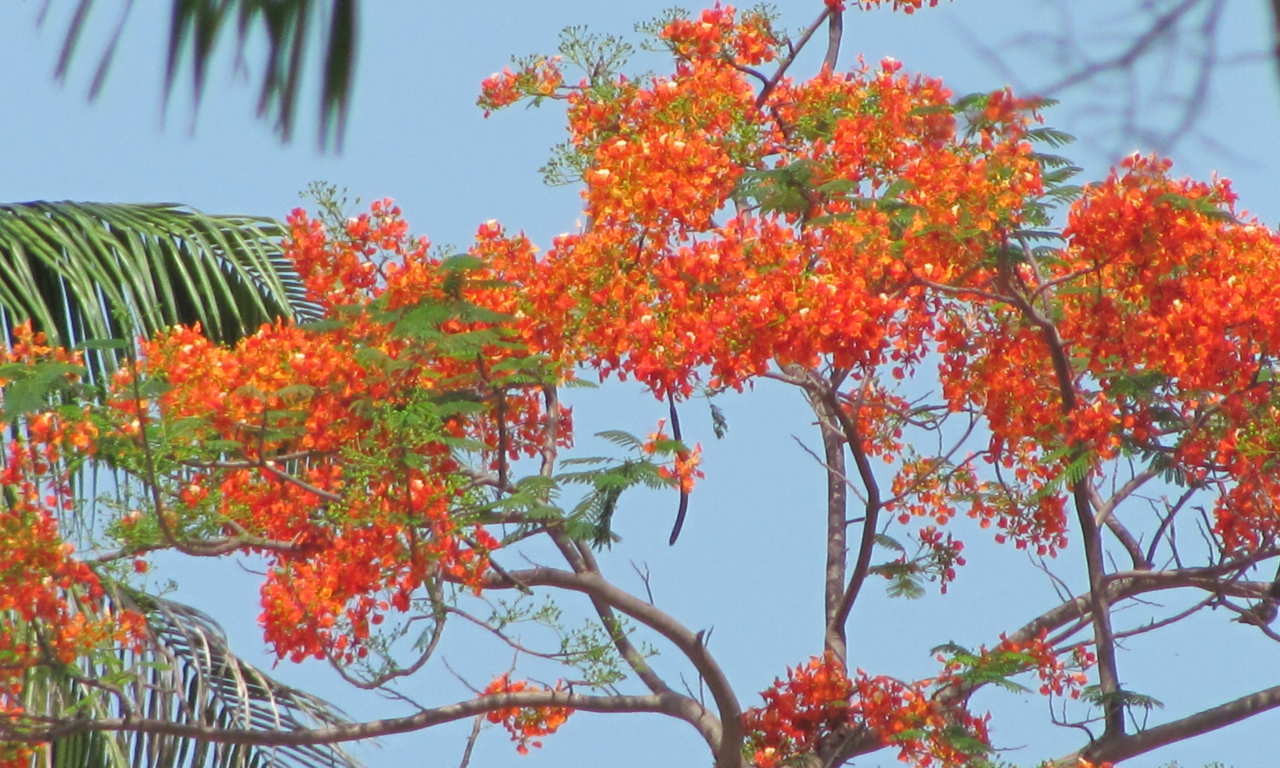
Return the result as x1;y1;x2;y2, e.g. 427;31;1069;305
47;1;358;149
0;201;321;372
25;588;363;768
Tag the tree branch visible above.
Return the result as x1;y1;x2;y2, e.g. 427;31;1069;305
474;565;738;762
823;7;843;71
802;373;851;663
1062;683;1280;765
820;380;883;641
558;533;678;698
755;8;833;109
1089;470;1156;570
6;691;690;747
1006;557;1280;647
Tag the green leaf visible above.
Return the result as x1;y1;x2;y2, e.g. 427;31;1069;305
938;727;992;756
275;383;318;399
1153;192;1236;222
74;338;131;351
874;533;906;552
731;160;816;217
1;361;86;419
908;103;955;117
596;429;643;450
0;202;317;380
352;346;396;370
953;92;989;111
29;586;363;768
136;377;173;399
490;355;551;376
440;254;485;272
558;456;610;467
232;383;267;402
1081;685;1165;710
3;379;49;420
167;0;357;148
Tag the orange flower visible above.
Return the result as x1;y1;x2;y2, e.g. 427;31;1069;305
483;675;573;754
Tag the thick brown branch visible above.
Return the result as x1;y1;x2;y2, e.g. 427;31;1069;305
802;378;851;663
1065;683;1280;765
1007;559;1280;646
474;565;738;763
540;385;562;480
1103;514;1150;571
823;7;843;71
822;385;883;639
539;523;676;703
934;565;1275;718
997;230;1127;736
1078;480;1124;737
7;691;689;747
558;534;676;698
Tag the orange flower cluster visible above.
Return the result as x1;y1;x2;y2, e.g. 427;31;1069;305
935;149;1280;552
744;652;988;768
937;632;1093;699
478;56;564;116
483;7;1043;402
641;419;705;493
100;204;558;665
916;525;965;593
662;5;781;67
482;675;572;755
890;451;1070;559
0;324;146;761
1058;155;1280;551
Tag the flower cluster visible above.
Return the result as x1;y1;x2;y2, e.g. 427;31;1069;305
936;632;1093;700
662;5;782;66
0;324;146;760
478;56;564;116
916;525;966;593
641;419;705;493
483;12;1043;403
96;203;561;665
744;652;988;768
482;675;573;754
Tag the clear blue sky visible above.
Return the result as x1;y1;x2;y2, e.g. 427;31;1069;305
3;2;1279;767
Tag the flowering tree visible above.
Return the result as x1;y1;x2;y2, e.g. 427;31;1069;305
4;2;1280;767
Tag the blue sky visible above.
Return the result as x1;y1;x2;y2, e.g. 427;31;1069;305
4;2;1280;767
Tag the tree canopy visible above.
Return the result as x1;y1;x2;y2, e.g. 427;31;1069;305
5;3;1280;768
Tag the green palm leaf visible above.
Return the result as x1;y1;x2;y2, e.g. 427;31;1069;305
24;588;363;768
48;0;357;149
0;201;320;372
0;203;340;766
